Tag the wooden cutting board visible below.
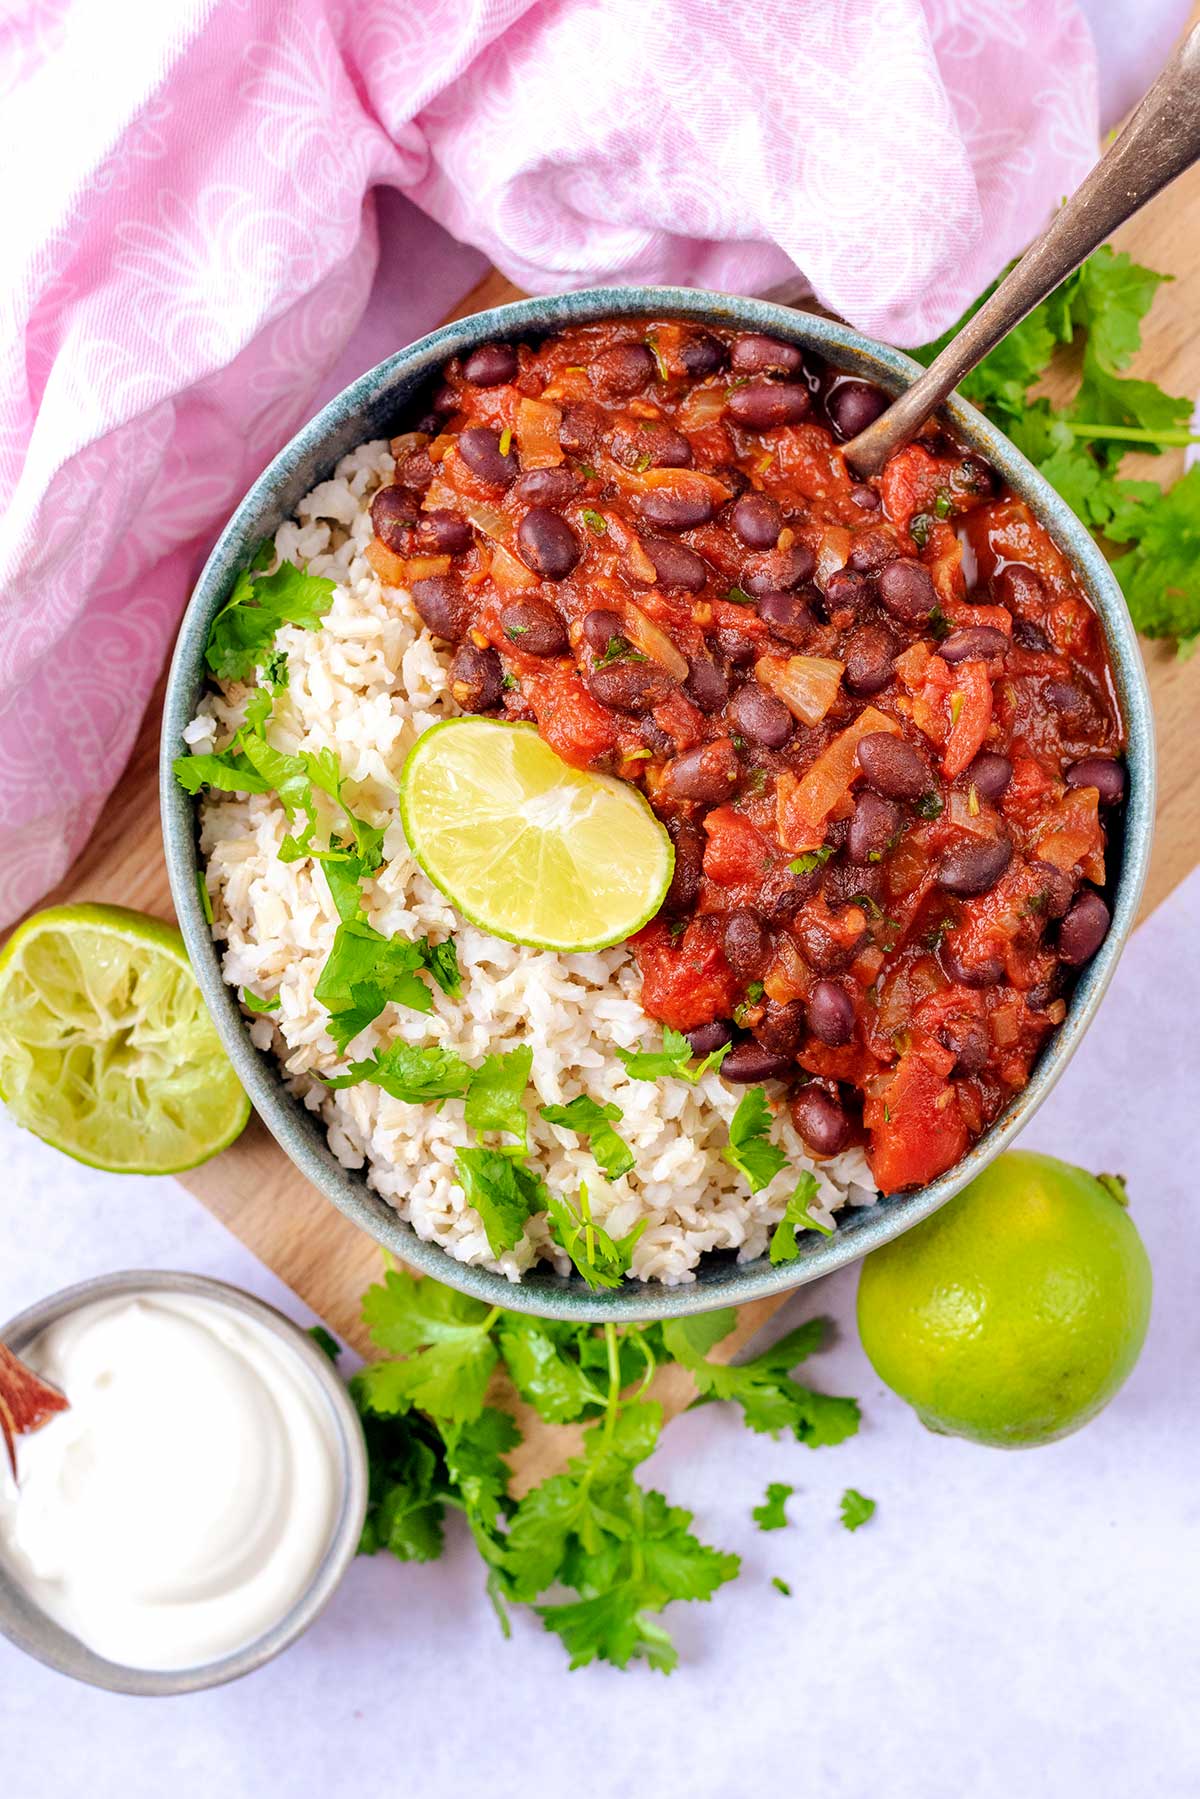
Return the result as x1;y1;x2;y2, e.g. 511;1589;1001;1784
19;170;1200;1480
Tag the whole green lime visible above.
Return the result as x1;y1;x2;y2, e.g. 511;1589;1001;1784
856;1150;1152;1448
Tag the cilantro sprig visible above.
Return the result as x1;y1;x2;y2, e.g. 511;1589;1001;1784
616;1025;731;1085
205;544;336;682
769;1170;835;1263
539;1093;635;1179
752;1481;794;1532
722;1088;788;1193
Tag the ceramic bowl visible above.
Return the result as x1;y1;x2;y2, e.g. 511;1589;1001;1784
160;287;1155;1323
0;1271;367;1694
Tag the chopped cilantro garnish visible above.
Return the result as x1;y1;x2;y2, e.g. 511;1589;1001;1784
909;513;932;549
239;986;280;1015
722;1088;788;1194
577;463;599;479
205;549;335;683
540;1094;635;1180
464;1045;533;1145
726;585;754;605
634;451;653;473
261;646;290;692
545;1182;646;1289
928;603;951;641
456;1146;547;1256
772;1576;792;1597
326;1041;472;1104
839;1488;876;1532
769;1171;834;1263
196;871;214;924
501;671;519;692
646;336;670;382
314;919;437;1052
596;636;647;668
788;843;835;876
581;508;608;533
308;1324;341;1362
615;1024;730;1084
422;937;462;999
915;790;944;819
752;1482;794;1532
934;491;953;518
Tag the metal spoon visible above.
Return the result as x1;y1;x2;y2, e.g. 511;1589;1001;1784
843;24;1200;477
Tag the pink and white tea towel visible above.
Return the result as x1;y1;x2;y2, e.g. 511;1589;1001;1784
0;0;1188;925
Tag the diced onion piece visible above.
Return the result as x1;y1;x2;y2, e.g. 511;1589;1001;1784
603;511;659;584
814;526;851;587
459;498;513;545
404;555;452;581
490;543;539;592
365;539;408;587
947;788;995;838
619;602;689;680
604;462;731;505
755;654;844;726
516;396;563;469
678;385;727;430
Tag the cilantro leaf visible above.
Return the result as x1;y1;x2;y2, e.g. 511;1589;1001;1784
1107;463;1200;652
353;1401;448;1561
325;1040;473;1104
308;1324;341;1362
315;920;435;1052
722;1088;788;1193
539;1093;635;1179
535;1584;680;1674
464;1046;533;1145
359;1268;499;1426
456;1146;546;1256
239;986;280;1015
840;1488;876;1532
421;937;462;999
664;1313;860;1446
442;1407;520;1534
615;1024;730;1084
546;1183;646;1289
752;1481;794;1532
772;1576;792;1597
206;555;336;682
497;1316;606;1424
769;1170;835;1263
172;748;273;796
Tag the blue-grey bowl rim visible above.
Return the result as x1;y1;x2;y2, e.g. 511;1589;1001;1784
0;1270;368;1695
160;284;1155;1325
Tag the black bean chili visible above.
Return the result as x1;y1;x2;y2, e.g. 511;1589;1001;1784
369;319;1126;1195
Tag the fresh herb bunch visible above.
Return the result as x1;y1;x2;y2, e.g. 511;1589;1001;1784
343;1268;860;1672
914;244;1200;656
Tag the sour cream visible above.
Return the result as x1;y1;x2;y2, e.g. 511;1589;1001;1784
0;1293;342;1671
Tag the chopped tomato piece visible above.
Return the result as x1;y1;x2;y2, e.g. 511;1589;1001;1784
526;672;618;767
945;599;1013;636
864;1033;968;1194
702;807;771;885
879;442;942;533
942;661;993;779
633;916;738;1033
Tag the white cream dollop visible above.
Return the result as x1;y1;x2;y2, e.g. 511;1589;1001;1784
0;1293;342;1671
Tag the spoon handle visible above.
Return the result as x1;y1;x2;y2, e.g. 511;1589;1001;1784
843;23;1200;476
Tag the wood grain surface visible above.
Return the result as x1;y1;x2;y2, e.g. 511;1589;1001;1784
17;156;1200;1477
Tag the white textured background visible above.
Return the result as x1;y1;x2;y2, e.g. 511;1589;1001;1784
2;869;1198;1799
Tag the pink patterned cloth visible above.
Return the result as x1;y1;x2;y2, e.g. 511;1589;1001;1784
0;0;1131;922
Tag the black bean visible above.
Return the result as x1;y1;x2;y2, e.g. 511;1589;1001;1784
590;343;655;399
823;568;871;616
685;1018;734;1056
1013;617;1052;652
415;509;472;555
878;557;936;621
850;483;881;510
1046;681;1086;718
680;331;725;378
395;448;436;491
940;1019;989;1076
826;379;888;441
463;342;518;387
684;651;729;714
715;626;759;667
1058;889;1110;965
730;333;804;377
793;907;866;975
1027;971;1065;1012
791;1085;850;1155
730;680;792;748
992;563;1046;610
586;661;675;713
758;866;821;922
516;506;580;581
430;382;457;415
665;821;705;913
639;715;676;757
731;492;783;549
1065;757;1126;805
753;999;807;1057
448;643;503;713
371;484;418;550
635;488;714;532
936;836;1013;897
940;626;1008;664
515;467;582;505
640;536;708;591
612;419;692;469
723;909;771;979
756;589;818;646
413;412;444;436
721;1041;793;1083
411;576;470;642
581;608;626;653
1029;859;1075;920
457;426;519;487
807;980;855;1047
727;381;812;430
847;529;899;574
856;732;931;800
939;942;1004;989
843;625;897;697
966;751;1012;801
712;463;751;500
559;402;605;455
823;857;882;910
501;599;568;657
665;738;741;804
848;790;900;866
743;543;816;594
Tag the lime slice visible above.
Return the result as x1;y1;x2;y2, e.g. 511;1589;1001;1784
0;904;249;1174
399;720;674;951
